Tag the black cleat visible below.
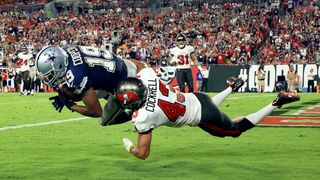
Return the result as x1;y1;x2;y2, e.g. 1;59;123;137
272;91;300;108
226;77;245;92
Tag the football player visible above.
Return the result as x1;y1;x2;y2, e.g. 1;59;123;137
118;68;300;160
169;34;204;92
35;45;146;126
17;45;33;96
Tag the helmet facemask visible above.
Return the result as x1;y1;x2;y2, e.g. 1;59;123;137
40;63;66;87
35;46;68;88
177;34;186;49
177;40;186;49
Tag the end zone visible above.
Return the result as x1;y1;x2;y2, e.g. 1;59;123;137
258;106;320;127
259;116;320;127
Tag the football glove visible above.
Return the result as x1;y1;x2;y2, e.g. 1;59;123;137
123;138;134;153
49;95;64;112
49;89;76;112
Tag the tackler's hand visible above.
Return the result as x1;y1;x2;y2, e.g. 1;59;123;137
123;138;134;153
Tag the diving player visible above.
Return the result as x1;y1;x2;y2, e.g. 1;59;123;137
117;68;300;160
35;45;146;126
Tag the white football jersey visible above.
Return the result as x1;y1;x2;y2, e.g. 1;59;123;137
132;68;202;133
169;45;195;69
17;52;33;72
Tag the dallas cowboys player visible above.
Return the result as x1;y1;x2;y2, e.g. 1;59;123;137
35;45;146;126
116;68;300;160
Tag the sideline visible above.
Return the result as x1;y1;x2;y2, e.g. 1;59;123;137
0;117;91;131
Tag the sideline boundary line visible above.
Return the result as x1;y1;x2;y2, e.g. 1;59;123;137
0;117;91;131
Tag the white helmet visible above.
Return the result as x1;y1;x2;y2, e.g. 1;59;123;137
157;66;176;84
35;46;68;87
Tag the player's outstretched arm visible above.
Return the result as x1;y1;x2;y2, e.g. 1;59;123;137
123;131;152;160
70;87;102;117
190;52;204;72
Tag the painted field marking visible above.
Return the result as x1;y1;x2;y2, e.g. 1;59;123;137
227;94;275;100
260;105;320;127
0;99;48;105
0;117;91;131
291;110;305;115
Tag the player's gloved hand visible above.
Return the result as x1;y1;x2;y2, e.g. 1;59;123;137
57;89;76;112
49;89;76;112
49;95;64;113
123;138;134;153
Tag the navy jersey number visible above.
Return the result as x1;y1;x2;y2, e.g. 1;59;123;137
79;46;115;73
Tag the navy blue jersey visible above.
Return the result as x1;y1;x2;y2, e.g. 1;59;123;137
63;46;128;95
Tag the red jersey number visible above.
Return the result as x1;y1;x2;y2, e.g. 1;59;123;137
177;54;189;65
158;100;186;122
158;82;186;122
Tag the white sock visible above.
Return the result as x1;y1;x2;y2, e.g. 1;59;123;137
245;103;276;125
211;87;232;106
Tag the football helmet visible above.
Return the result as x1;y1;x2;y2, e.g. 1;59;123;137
116;77;148;110
157;66;176;84
35;46;68;87
177;34;186;49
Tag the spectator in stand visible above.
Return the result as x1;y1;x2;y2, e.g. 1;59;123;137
0;0;317;85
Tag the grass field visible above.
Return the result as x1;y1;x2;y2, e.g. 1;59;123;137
0;92;320;180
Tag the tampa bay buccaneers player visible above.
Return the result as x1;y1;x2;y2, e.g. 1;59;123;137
169;34;205;92
117;68;300;160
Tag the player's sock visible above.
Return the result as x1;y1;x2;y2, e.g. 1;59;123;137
244;103;276;125
211;87;232;106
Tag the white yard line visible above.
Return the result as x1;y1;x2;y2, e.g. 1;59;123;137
0;117;91;131
0;99;48;105
227;94;275;100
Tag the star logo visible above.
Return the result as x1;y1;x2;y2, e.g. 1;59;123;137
44;50;57;63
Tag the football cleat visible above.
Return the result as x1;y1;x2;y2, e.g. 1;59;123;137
226;77;244;92
272;91;300;108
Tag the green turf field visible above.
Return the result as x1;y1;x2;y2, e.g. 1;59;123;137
0;92;319;180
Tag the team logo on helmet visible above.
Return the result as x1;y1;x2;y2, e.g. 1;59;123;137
44;50;57;63
116;77;148;109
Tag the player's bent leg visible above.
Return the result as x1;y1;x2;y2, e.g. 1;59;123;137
243;91;300;125
99;95;131;126
211;87;233;107
195;92;246;137
211;77;244;106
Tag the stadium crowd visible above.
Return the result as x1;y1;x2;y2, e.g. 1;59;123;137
0;0;319;93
